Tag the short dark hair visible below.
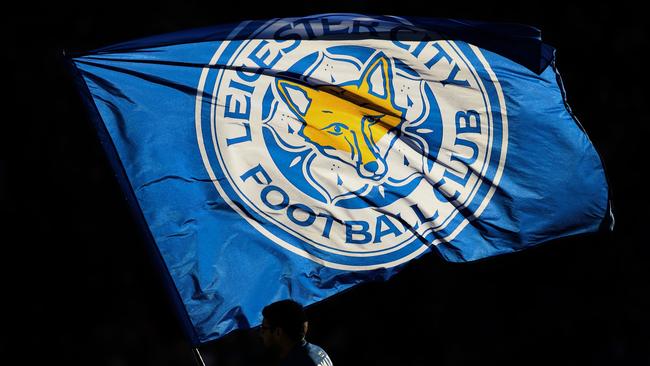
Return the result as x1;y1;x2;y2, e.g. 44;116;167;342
262;299;307;341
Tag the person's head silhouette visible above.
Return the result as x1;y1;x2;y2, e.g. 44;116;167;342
260;299;308;355
259;299;333;365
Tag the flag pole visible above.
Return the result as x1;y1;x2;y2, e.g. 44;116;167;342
192;347;206;366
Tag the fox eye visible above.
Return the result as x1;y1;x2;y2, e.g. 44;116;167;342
321;122;348;136
365;114;384;124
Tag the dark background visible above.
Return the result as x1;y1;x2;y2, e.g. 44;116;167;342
3;1;648;365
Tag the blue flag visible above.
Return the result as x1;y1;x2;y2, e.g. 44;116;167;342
67;14;612;345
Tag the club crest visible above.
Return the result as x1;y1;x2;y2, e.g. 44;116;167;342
196;15;508;269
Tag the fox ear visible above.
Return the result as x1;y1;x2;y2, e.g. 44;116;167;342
360;56;391;99
276;80;313;119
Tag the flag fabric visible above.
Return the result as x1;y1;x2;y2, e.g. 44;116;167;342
67;13;612;345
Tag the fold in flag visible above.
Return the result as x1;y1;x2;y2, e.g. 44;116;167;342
67;14;612;345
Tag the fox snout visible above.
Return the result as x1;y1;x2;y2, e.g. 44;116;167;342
296;112;397;181
359;158;387;179
351;114;392;180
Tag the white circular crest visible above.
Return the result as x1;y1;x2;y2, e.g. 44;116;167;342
196;16;508;270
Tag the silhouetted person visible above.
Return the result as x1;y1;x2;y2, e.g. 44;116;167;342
260;299;332;366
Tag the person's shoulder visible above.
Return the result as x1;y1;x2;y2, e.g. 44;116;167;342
281;340;333;366
304;341;332;366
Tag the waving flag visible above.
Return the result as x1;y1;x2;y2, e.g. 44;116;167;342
66;14;612;345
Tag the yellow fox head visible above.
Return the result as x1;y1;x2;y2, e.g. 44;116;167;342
276;55;403;181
